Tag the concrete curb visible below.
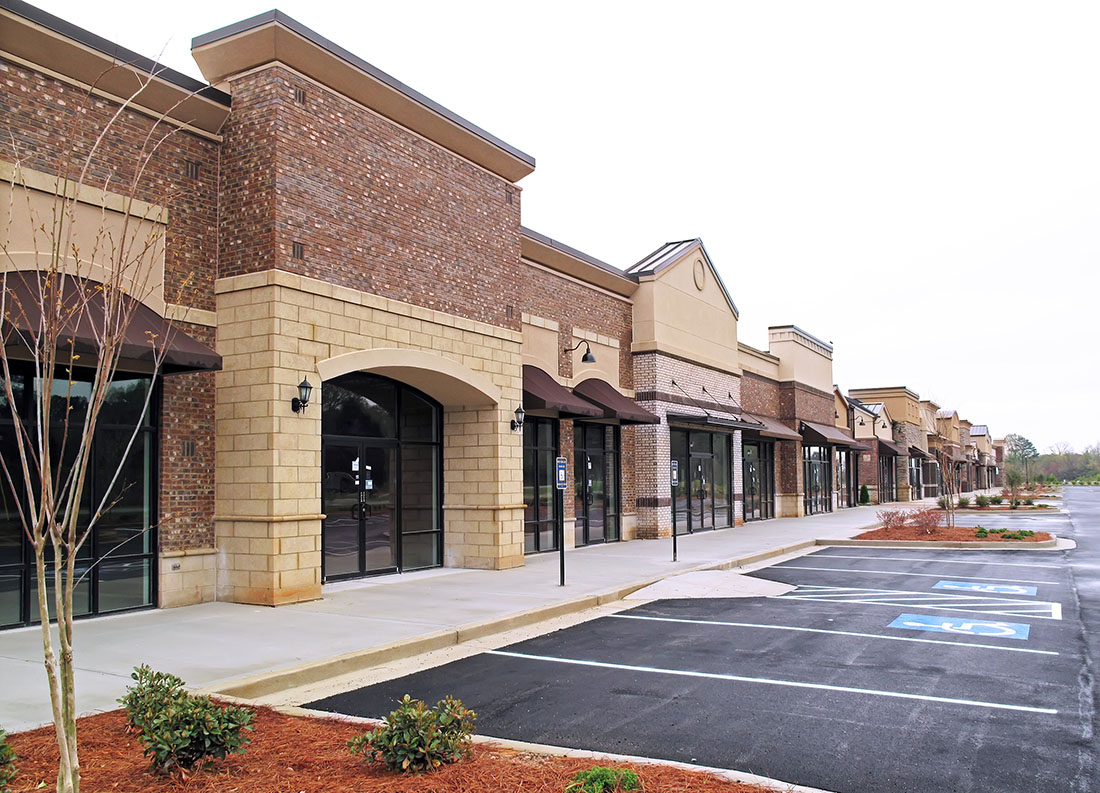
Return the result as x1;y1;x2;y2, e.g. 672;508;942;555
816;537;1060;550
270;704;838;793
206;539;823;700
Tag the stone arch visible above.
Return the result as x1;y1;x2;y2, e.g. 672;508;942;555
316;348;500;407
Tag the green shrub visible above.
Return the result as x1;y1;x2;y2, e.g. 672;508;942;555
0;729;16;792
937;496;947;509
119;665;255;774
1024;498;1034;506
975;527;988;538
990;496;1003;505
957;497;970;508
349;694;476;774
1010;501;1019;509
566;766;641;793
975;495;990;508
859;484;870;505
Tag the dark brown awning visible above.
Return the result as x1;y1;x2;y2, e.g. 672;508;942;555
878;438;905;456
2;272;221;374
909;445;933;459
522;365;603;418
800;420;867;449
742;412;802;441
572;378;660;425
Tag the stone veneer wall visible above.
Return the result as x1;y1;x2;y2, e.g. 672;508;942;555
633;352;744;538
214;269;523;606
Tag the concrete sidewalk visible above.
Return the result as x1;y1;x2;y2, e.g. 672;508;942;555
0;504;903;732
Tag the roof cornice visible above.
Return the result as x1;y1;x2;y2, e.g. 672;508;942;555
192;10;535;182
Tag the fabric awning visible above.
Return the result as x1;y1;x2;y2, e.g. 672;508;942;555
522;365;603;418
909;445;933;459
667;412;761;431
572;378;660;425
800;420;867;449
2;271;221;374
878;438;905;456
742;412;802;441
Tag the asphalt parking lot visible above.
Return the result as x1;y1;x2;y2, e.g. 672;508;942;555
308;502;1094;793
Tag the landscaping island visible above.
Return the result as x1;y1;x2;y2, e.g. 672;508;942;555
855;507;1052;542
6;708;781;793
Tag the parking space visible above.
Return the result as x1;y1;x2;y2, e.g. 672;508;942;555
307;511;1091;793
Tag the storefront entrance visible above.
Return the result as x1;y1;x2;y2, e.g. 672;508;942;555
836;448;858;508
742;440;775;521
671;429;733;534
321;373;441;580
879;454;897;503
803;444;832;515
574;423;621;546
523;418;561;554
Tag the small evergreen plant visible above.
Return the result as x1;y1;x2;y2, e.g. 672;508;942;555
349;695;476;774
566;766;641;793
859;484;871;505
119;665;255;775
0;728;17;792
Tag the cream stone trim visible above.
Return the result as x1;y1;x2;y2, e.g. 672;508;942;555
521;313;560;332
215;269;523;344
571;372;635;398
521;257;634;304
317;348;501;407
443;503;526;511
214;514;326;522
165;303;217;327
0;161;168;224
572;327;620;350
161;547;217;557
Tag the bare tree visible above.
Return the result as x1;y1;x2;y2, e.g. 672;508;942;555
1048;442;1073;456
1;68;194;793
933;446;959;528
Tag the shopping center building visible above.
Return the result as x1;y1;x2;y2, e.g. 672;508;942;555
0;1;999;629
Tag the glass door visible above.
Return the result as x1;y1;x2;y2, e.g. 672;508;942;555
744;442;761;520
574;423;619;546
694;456;715;530
322;442;397;579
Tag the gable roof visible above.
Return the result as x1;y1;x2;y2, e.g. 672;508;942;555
625;238;739;319
969;425;989;436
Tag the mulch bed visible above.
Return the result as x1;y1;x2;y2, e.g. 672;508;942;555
857;525;1052;542
7;707;776;792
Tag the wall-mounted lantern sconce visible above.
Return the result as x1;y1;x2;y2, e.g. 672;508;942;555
291;377;313;414
835;410;840;419
564;339;596;364
511;405;526;432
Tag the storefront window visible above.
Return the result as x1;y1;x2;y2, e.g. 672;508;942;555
1;369;156;630
523;419;560;553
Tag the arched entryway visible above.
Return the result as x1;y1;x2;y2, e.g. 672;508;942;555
321;373;443;580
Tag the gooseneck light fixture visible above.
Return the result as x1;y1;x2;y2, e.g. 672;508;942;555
291;377;313;414
511;405;526;432
564;339;596;364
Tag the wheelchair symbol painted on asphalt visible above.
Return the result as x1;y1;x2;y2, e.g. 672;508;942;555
933;580;1037;596
889;613;1030;640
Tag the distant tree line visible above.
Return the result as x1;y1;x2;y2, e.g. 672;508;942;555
1003;433;1100;484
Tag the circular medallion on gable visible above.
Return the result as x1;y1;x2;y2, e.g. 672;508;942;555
693;259;706;291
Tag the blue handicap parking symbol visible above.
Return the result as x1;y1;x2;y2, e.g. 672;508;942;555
933;580;1037;596
889;613;1030;640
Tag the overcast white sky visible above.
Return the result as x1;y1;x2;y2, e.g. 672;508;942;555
33;0;1100;452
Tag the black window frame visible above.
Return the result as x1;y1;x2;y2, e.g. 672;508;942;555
523;417;562;554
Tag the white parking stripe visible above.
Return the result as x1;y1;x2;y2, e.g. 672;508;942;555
775;565;1049;584
816;554;1061;570
776;585;1062;619
609;613;1059;655
487;650;1058;715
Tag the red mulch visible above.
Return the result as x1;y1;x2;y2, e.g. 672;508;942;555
857;525;1052;542
7;707;776;792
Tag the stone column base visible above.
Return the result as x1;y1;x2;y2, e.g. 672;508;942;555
216;516;323;606
777;493;803;518
159;548;217;608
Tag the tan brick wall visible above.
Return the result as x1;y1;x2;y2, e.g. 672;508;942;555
214;269;523;605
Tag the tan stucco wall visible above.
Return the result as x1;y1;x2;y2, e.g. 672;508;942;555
522;315;560;376
849;388;921;427
767;328;833;394
738;342;780;380
1;162;167;314
632;249;740;376
834;392;849;429
214;268;524;606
